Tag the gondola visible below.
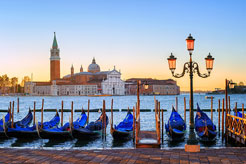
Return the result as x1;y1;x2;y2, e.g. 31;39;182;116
0;112;11;138
6;112;60;139
12;109;33;128
195;104;217;142
72;113;108;140
40;111;87;139
165;107;186;140
110;111;133;139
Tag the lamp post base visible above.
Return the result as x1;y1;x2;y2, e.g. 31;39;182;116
185;144;200;152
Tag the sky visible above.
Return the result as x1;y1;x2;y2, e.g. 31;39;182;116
0;0;245;91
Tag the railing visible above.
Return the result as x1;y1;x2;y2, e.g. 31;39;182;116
226;114;246;139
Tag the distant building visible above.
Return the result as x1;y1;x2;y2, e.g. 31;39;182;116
101;68;125;95
125;78;180;95
24;33;125;96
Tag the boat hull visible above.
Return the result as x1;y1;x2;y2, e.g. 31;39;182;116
39;129;73;139
72;128;101;140
6;130;39;139
111;128;132;140
0;131;8;138
167;128;185;140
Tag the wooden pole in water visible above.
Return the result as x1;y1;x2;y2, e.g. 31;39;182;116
176;96;178;112
33;101;36;126
102;100;106;140
111;99;113;130
9;101;11;122
211;97;213;122
225;79;228;115
41;99;44;128
137;80;140;121
71;101;73;128
17;97;19;113
222;99;225;139
87;99;90;124
158;101;160;121
235;102;237;116
218;99;221;135
161;109;164;144
228;96;231;114
61;101;64;127
242;104;244;118
11;101;14;128
133;106;135;143
184;97;186;123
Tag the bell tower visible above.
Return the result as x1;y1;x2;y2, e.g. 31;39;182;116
50;32;60;81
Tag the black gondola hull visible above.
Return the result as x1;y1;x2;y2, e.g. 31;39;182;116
111;128;132;140
0;131;8;138
72;128;101;140
167;129;185;140
39;129;73;139
6;131;39;139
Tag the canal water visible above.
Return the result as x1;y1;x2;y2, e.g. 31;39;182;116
0;93;245;149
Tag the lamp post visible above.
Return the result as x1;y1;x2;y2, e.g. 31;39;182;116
167;34;214;149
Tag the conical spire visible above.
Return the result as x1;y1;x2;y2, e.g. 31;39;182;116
52;32;58;49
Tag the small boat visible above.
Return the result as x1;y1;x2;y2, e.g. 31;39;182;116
195;104;217;141
6;112;60;139
40;111;87;139
110;111;133;139
72;113;108;140
165;107;186;140
0;112;11;138
205;96;214;99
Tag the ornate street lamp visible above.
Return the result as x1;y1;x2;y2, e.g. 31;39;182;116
167;34;214;151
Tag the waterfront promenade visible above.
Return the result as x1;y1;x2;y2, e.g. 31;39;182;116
0;147;245;164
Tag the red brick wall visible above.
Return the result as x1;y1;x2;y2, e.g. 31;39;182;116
50;60;60;81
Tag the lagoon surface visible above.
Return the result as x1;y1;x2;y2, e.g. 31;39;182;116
0;93;245;149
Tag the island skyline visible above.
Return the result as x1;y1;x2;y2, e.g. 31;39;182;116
0;0;245;91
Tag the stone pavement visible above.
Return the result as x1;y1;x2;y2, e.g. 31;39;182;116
0;147;246;163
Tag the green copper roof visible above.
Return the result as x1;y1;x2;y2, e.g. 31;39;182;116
52;32;58;48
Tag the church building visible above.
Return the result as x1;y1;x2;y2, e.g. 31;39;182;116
24;33;125;96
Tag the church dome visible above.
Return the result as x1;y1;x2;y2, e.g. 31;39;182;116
88;58;100;73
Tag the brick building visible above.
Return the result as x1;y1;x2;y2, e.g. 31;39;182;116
125;78;180;95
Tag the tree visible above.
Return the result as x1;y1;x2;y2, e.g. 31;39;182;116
239;82;244;86
1;74;10;94
10;77;18;93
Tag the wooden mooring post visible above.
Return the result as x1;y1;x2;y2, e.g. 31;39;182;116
176;97;178;112
218;99;221;135
87;99;90;124
110;99;113;130
102;100;106;140
235;102;238;116
41;99;44;128
133;106;135;143
161;109;164;144
33;101;36;126
71;101;73;128
11;101;14;128
184;97;186;123
61;101;64;126
211;97;213;122
229;96;231;114
17;97;19;113
222;99;225;139
242;104;244;118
